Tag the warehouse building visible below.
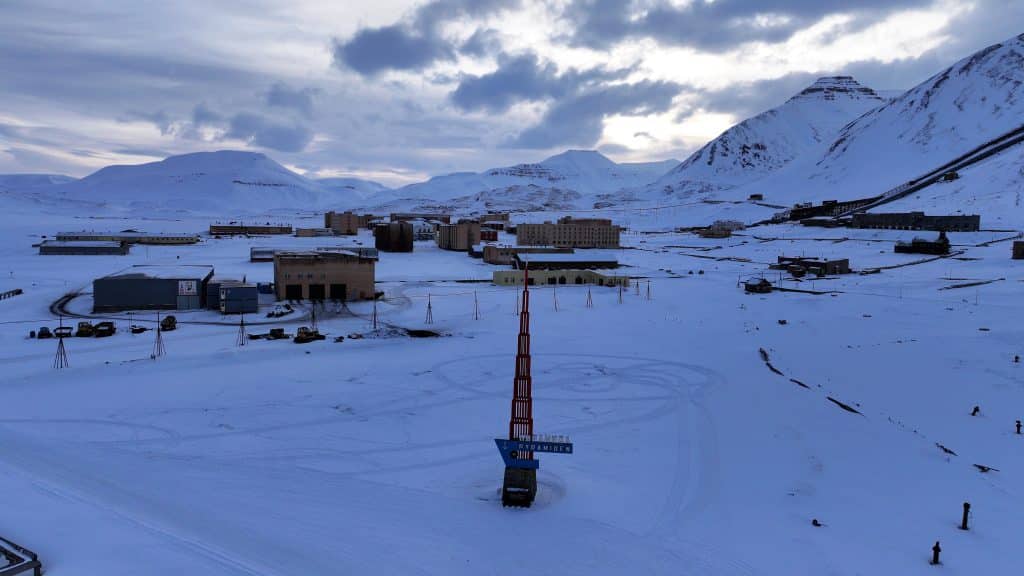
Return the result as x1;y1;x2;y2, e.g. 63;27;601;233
39;240;130;256
209;223;293;235
57;231;199;245
851;212;980;231
493;269;629;287
895;232;950;255
516;217;621;248
374;221;414;252
436;220;481;251
93;265;214;312
771;256;851;276
251;246;379;262
274;250;375;301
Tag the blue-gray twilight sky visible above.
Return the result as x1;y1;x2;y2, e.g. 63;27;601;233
1;0;1021;185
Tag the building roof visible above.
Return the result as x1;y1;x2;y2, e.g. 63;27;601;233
58;231;198;239
101;265;214;280
40;240;124;248
516;252;618;264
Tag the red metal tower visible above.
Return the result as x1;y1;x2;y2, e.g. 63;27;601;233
509;266;534;447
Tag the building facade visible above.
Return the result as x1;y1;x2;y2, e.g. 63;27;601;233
39;240;130;255
57;231;199;245
93;265;214;312
851;212;980;231
295;228;335;237
374;221;414;252
209;223;293;235
273;250;375;301
516;217;621;248
482;245;574;265
493;269;628;287
436;220;481;251
324;211;371;235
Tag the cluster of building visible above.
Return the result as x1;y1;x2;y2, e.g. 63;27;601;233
770;256;851;277
38;230;202;255
800;211;981;231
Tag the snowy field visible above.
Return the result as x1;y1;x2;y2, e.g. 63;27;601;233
2;207;1024;575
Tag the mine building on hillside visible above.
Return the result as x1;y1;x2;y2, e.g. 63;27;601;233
93;265;214;312
895;231;950;255
512;252;619;271
324;211;374;235
851;212;980;232
483;245;574;265
39;240;130;256
1012;241;1024;260
209;223;293;236
516;216;621;248
493;269;628;287
771;256;851;276
390;212;451;224
57;231;199;245
374;221;414;252
436;220;481;251
273;250;375;301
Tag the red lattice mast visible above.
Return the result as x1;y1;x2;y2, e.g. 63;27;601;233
509;265;534;454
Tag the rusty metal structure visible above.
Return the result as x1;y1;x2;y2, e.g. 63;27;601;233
496;266;572;507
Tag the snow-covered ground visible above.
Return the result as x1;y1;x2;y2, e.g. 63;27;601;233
2;204;1023;575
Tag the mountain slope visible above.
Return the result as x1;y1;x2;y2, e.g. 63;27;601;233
648;76;884;200
367;150;679;212
51;150;335;214
316;177;391;201
0;174;77;192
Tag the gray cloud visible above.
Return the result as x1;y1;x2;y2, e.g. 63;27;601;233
509;80;682;149
266;82;319;118
332;0;519;76
224;113;314;153
563;0;935;52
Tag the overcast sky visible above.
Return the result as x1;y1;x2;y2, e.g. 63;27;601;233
1;0;1020;185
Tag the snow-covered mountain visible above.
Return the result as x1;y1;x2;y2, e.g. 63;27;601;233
47;151;336;214
647;76;884;201
316;177;391;201
806;33;1024;201
0;173;77;192
367;150;678;213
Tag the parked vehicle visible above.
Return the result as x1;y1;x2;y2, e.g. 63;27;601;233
94;321;116;337
54;326;72;338
130;325;149;334
37;327;53;339
75;322;94;337
160;315;177;331
293;326;325;344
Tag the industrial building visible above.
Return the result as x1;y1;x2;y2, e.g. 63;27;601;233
436;220;481;251
93;265;214;312
390;212;450;224
771;256;851;276
206;280;258;314
851;212;980;231
513;253;619;271
209;223;293;235
57;231;199;245
374;221;414;252
1013;241;1024;260
273;250;375;301
493;269;628;287
895;232;950;255
516;217;621;248
38;240;130;256
483;245;574;265
324;211;373;235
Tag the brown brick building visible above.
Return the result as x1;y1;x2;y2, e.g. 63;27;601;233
436;220;481;251
374;221;414;252
516;217;621;248
324;211;373;235
273;250;375;301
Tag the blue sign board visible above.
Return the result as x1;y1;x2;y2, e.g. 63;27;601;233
495;438;574;469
